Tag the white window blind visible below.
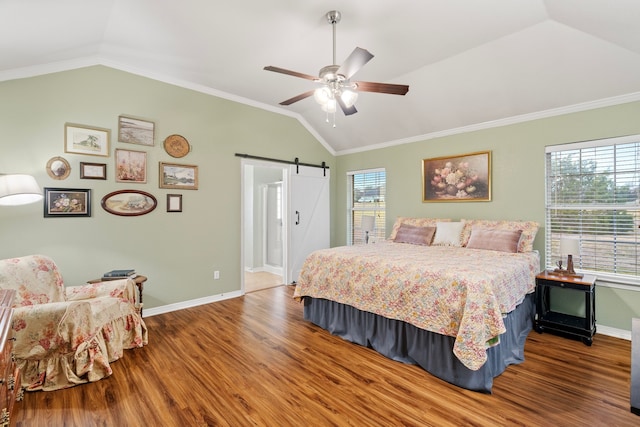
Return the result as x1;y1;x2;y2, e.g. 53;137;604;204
545;135;640;283
347;168;386;245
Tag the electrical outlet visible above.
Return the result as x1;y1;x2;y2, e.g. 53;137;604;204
214;270;220;280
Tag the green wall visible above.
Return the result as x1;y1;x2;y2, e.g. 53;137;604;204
1;65;638;333
335;102;640;333
0;66;334;309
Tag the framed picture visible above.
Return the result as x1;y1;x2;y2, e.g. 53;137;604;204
80;162;107;180
101;190;157;216
115;149;147;183
167;194;183;212
64;123;110;157
159;162;198;190
44;188;91;217
118;115;155;146
422;151;491;202
46;156;71;180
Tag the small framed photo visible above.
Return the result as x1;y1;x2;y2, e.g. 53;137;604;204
44;188;91;217
159;162;198;190
64;123;110;157
118;115;155;146
116;149;147;183
80;162;107;180
167;194;183;212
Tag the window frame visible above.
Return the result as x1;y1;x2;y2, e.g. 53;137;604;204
545;134;640;286
347;168;386;245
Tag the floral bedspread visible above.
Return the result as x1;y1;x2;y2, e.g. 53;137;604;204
294;242;540;370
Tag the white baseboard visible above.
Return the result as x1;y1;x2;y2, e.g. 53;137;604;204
597;324;631;341
142;290;243;317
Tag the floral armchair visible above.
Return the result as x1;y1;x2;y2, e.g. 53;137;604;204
0;254;148;391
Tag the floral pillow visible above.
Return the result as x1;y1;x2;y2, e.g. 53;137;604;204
388;217;451;240
461;219;539;253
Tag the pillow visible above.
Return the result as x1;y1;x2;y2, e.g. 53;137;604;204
388;217;451;240
432;222;465;246
466;227;523;253
461;219;539;252
393;224;436;246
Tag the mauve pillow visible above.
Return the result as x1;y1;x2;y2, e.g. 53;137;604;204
393;224;436;246
466;228;523;253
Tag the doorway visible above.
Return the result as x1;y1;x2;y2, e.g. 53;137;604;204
241;158;330;293
242;160;287;293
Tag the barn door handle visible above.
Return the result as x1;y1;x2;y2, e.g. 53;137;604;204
295;211;300;225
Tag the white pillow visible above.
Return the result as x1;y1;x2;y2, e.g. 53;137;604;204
432;222;465;247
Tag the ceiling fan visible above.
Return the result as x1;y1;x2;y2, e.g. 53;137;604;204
264;10;409;121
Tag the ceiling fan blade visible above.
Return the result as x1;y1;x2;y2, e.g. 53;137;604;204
264;66;318;81
337;97;357;116
279;90;315;106
354;81;409;96
338;47;374;80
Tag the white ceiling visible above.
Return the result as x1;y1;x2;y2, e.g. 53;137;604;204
2;0;640;155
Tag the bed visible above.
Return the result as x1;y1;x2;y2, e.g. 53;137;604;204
293;218;541;393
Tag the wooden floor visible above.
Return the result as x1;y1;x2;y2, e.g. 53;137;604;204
14;285;639;426
244;271;283;293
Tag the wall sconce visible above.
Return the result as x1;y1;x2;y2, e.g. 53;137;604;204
0;174;43;206
361;215;375;244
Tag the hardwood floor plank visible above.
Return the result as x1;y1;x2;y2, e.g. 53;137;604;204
14;285;639;426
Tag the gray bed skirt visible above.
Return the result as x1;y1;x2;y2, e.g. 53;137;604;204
302;292;535;393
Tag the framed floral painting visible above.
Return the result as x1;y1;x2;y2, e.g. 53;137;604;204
44;188;91;217
422;151;491;202
115;149;147;183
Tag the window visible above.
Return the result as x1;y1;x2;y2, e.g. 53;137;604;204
545;135;640;284
348;168;386;245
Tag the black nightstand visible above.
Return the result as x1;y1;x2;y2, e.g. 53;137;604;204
534;271;597;345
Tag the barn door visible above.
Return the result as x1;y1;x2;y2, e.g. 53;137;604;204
287;164;330;284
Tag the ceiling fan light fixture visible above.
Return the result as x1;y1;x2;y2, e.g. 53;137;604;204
314;86;332;105
264;10;408;125
321;98;337;113
340;89;358;108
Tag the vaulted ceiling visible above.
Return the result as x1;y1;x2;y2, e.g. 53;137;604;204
2;0;640;154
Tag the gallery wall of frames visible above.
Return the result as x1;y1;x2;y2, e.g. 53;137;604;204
44;116;196;218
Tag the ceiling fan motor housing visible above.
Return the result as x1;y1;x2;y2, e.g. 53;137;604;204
319;65;343;84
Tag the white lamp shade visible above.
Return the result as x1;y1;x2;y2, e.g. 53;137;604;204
314;87;332;105
321;98;337;113
361;215;375;233
0;174;43;206
340;89;358;108
559;236;580;256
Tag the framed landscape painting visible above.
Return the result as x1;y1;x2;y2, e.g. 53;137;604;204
118;116;155;146
64;123;110;157
422;151;491;202
159;162;198;190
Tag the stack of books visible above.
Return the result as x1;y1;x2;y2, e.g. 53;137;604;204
101;269;137;281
